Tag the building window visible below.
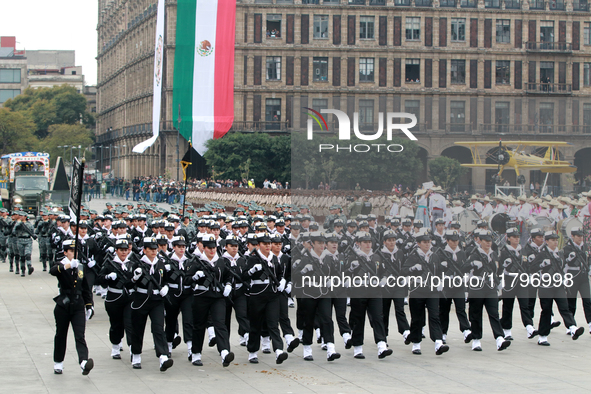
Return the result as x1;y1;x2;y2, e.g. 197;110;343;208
460;0;477;6
359;99;374;131
395;0;411;4
313;15;329;39
360;16;375;39
496;20;511;43
451;18;466;41
584;63;591;86
530;0;544;8
496;61;510;84
312;99;328;130
540;61;554;84
404;100;420;125
451;60;466;84
0;69;21;83
450;101;466;132
266;56;281;80
584;23;591;45
406;17;420;41
504;0;520;8
539;102;554;133
265;98;281;130
266;14;282;38
313;57;329;81
405;59;420;83
540;21;554;44
485;0;500;7
550;0;565;9
359;58;375;82
495;102;510;132
0;89;20;103
584;103;591;134
440;0;455;7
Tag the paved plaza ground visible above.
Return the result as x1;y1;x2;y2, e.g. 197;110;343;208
1;196;590;393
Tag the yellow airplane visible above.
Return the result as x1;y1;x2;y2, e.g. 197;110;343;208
454;140;576;184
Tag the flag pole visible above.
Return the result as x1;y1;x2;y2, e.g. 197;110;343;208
180;141;192;219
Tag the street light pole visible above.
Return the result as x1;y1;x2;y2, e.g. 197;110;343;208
109;145;112;178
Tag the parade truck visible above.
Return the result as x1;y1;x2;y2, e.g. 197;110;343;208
0;152;50;214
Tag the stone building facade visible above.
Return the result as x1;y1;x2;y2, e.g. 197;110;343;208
96;0;591;191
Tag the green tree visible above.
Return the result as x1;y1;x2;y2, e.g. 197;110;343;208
0;108;39;153
3;85;94;138
428;156;467;190
204;133;290;184
42;124;94;166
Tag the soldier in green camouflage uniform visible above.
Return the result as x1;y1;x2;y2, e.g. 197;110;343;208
0;208;9;264
8;211;19;274
13;211;35;277
35;211;52;271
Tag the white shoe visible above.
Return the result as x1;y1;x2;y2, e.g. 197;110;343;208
207;326;216;340
54;361;64;373
402;330;410;341
472;339;482;351
343;332;352;347
132;354;141;365
111;344;121;358
442;334;447;342
261;336;271;353
303;345;313;360
503;329;512;338
298;329;303;340
315;328;321;342
167;342;173;354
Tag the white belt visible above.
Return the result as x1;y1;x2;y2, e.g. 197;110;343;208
107;287;123;294
136;288;159;295
251;279;269;285
168;284;179;288
195;285;210;291
235;283;243;289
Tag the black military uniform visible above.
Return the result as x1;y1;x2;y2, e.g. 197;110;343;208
402;229;448;356
50;239;94;375
522;228;545;318
432;230;471;343
498;228;538;340
563;228;591;329
128;237;173;371
241;233;288;364
374;230;410;342
529;231;583;345
162;236;195;359
186;233;235;367
293;232;339;361
463;230;510;352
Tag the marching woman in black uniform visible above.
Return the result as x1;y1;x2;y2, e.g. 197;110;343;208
187;233;235;367
376;230;410;344
129;236;173;371
96;239;135;360
77;220;100;293
346;231;393;359
463;230;511;352
433;230;472;344
529;231;584;346
292;231;339;361
498;228;538;340
563;227;591;334
242;232;289;364
221;234;251;346
402;228;449;356
163;236;195;360
50;239;94;375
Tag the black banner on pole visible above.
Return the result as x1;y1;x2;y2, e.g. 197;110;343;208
69;158;85;259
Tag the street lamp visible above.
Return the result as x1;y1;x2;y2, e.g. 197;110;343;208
57;145;69;163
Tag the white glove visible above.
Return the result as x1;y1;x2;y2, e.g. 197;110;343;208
278;278;286;292
164;264;171;272
410;263;422;272
540;259;551;268
223;284;232;297
85;307;94;321
472;261;483;269
87;259;96;268
106;272;117;281
133;268;142;281
440;261;448;268
566;252;576;262
249;263;263;275
107;247;115;254
160;285;169;297
192;271;205;281
70;259;79;269
301;264;314;274
285;283;292;294
379;277;388;287
502;258;511;268
349;261;360;271
527;254;536;263
55;236;61;243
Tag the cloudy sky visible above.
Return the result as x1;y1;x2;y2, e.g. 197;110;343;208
1;0;98;85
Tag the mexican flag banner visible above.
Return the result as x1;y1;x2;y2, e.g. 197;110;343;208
172;0;236;155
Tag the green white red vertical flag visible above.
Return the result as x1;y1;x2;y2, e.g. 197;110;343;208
172;0;236;155
133;0;165;153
